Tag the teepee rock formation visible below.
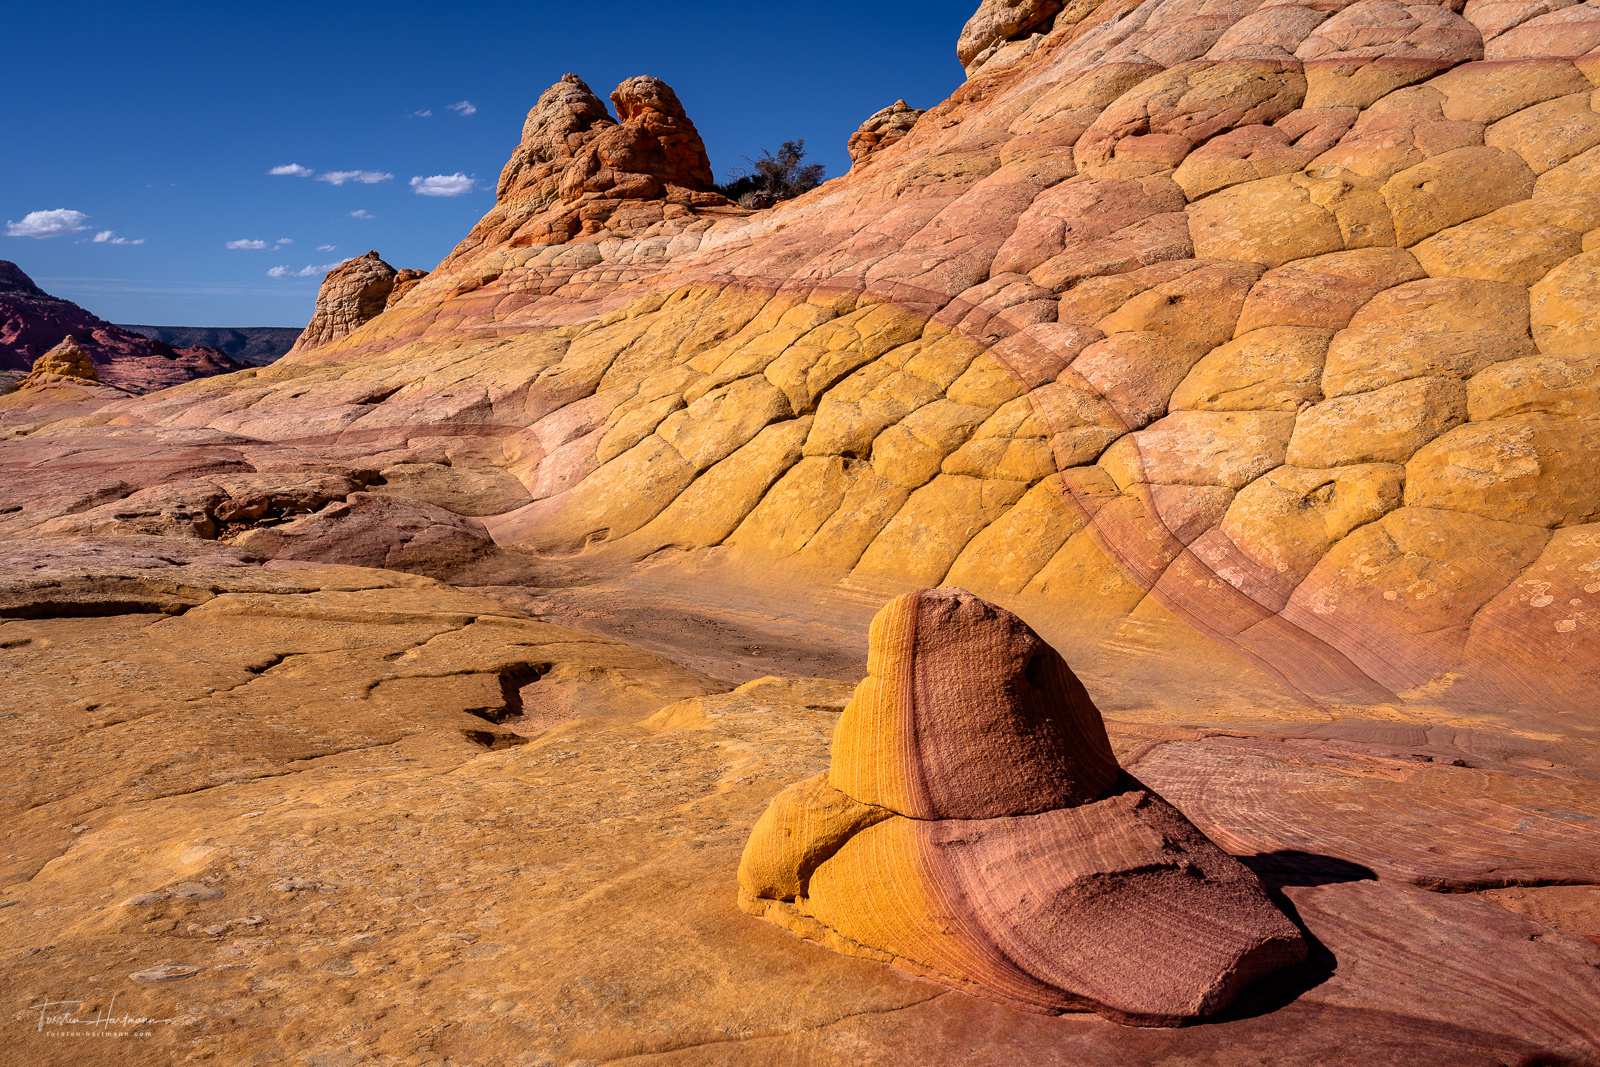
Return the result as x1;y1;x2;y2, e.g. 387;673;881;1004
24;335;99;384
738;588;1308;1026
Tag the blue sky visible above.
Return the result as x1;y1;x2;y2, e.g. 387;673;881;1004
2;1;977;327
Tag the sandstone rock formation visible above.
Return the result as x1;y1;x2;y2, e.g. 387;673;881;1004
959;0;1064;75
3;0;1600;1060
216;6;1598;726
608;75;720;193
17;0;1590;724
23;335;98;384
441;73;731;268
848;100;926;165
0;260;246;391
286;252;401;355
5;545;1596;1065
740;588;1306;1024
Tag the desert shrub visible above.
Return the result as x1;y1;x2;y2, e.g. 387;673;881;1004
718;139;826;206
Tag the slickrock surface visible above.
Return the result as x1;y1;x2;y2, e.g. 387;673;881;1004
3;0;1600;1060
172;13;1594;729
3;551;1597;1064
739;588;1307;1025
848;100;926;165
0;261;246;392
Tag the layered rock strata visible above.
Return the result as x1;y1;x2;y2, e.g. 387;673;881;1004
251;8;1593;723
739;588;1307;1025
30;12;1594;723
0;1;1597;1061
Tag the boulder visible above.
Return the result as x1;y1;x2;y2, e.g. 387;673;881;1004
738;588;1307;1025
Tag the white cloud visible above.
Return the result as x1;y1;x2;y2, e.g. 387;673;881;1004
316;243;336;252
410;173;475;197
269;163;313;177
317;169;393;186
275;237;292;246
7;208;90;238
409;109;433;118
447;100;477;116
226;238;269;250
92;230;146;245
349;209;374;219
267;260;344;279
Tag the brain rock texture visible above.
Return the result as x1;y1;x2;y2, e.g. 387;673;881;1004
94;12;1600;723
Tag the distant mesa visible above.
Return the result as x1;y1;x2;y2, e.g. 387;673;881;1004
848;100;925;166
0;260;246;392
117;324;302;366
739;588;1308;1026
286;252;429;356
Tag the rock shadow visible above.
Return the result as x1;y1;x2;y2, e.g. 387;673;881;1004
1208;852;1376;1022
1241;850;1378;889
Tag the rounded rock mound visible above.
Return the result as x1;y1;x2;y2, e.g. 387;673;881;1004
738;587;1309;1026
26;335;99;383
